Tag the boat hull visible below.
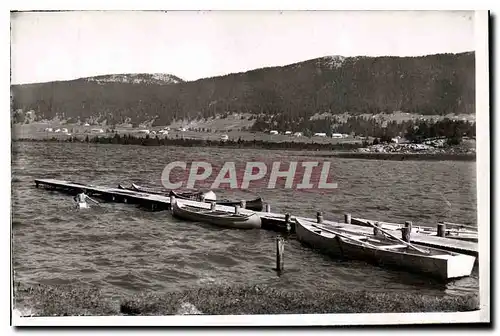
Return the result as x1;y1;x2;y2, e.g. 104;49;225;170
295;219;475;281
172;201;262;229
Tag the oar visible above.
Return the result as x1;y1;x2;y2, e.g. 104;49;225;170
364;220;429;254
310;223;379;249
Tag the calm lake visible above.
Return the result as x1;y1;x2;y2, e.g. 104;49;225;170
11;142;478;298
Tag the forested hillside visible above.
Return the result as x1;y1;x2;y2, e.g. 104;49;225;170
11;52;475;126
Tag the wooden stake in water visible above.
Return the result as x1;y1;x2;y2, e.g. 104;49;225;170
240;200;246;209
210;201;217;210
316;211;324;224
437;223;446;237
265;204;271;213
403;221;413;242
344;213;351;224
276;236;285;273
284;213;291;232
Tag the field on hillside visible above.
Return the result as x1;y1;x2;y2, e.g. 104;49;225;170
11;123;365;145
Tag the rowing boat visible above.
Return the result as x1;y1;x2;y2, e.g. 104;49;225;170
118;183;201;199
119;183;264;211
169;190;264;211
295;218;475;280
171;199;262;229
351;217;478;242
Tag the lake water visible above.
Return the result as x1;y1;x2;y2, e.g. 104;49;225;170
11;142;478;299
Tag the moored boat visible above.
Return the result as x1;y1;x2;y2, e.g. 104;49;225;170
295;218;476;281
169;190;263;212
351;217;478;243
119;182;264;211
171;199;262;229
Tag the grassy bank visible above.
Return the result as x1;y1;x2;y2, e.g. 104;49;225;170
13;283;479;316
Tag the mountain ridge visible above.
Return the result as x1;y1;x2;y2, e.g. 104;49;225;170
11;52;475;127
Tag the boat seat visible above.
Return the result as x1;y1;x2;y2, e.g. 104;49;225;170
378;244;408;249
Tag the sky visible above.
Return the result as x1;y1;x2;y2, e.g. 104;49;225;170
10;10;475;84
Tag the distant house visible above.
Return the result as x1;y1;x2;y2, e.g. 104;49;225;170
269;130;279;135
391;137;399;144
44;128;53;132
331;133;343;139
314;132;327;137
178;127;187;132
138;129;150;134
61;128;68;133
54;129;61;133
91;128;104;134
84;123;90;127
284;131;292;135
293;132;303;137
220;134;229;141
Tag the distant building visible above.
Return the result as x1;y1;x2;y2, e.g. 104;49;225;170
44;128;53;132
138;129;150;134
314;132;327;137
331;133;343;138
61;128;68;133
269;130;278;135
178;127;187;132
284;131;292;135
91;128;104;134
293;132;303;137
84;123;90;127
220;134;229;141
54;129;61;133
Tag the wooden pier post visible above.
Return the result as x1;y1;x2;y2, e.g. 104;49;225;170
211;202;217;210
402;221;412;242
265;204;271;213
316;211;324;224
234;205;241;214
344;213;351;224
170;195;175;205
401;227;410;242
276;236;285;273
240;200;246;209
373;222;380;237
284;213;291;232
437;223;446;237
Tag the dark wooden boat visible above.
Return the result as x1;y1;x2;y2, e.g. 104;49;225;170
119;183;264;211
295;218;475;281
171;199;262;229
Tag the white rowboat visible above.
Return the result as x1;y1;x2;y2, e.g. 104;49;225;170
295;218;475;281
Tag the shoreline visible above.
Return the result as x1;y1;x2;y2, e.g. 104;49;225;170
319;152;476;162
12;137;475;161
13;282;479;316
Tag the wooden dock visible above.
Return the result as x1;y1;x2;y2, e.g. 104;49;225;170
33;178;478;257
